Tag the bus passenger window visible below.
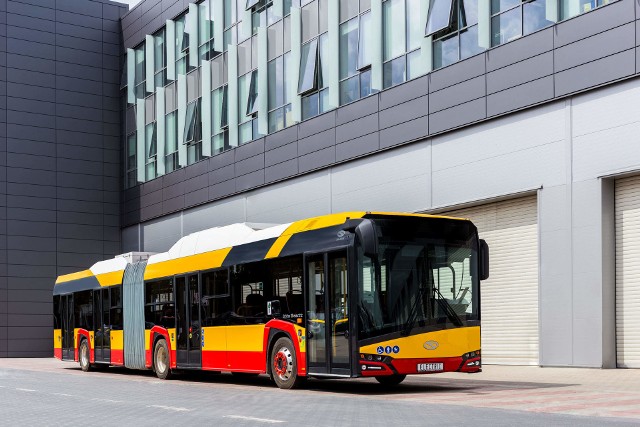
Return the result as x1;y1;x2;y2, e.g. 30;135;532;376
201;269;232;326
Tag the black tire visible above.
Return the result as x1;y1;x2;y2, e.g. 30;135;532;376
375;374;406;386
270;337;305;389
153;339;172;380
79;339;91;372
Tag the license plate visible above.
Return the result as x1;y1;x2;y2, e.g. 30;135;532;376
417;362;443;372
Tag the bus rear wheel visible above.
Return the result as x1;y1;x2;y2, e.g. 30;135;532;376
270;337;305;389
375;374;406;386
79;339;90;372
154;339;172;380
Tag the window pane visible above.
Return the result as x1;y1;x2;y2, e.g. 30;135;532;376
283;52;292;103
184;101;197;142
319;33;328;89
523;0;554;35
560;0;588;20
426;0;455;36
146;123;157;158
433;33;458;69
212;54;227;88
361;0;372;11
199;1;213;44
268;20;284;61
135;45;145;85
239;121;253;144
360;68;371;98
246;0;261;9
246;70;259;116
383;56;405;89
406;49;423;80
406;0;422;51
166;111;177;153
212;87;224;134
299;39;319;94
284;103;293;127
460;24;482;59
268;59;277;110
491;8;521;47
127;134;136;170
319;0;328;33
358;11;372;69
490;0;520;14
224;0;235;27
302;2;319;43
154;31;165;72
340;0;359;21
460;0;479;28
319;88;329;113
238;73;249;122
212;131;229;154
238;39;252;76
339;75;359;105
339;18;359;79
284;16;291;51
269;107;285;133
302;92;319;120
383;0;405;61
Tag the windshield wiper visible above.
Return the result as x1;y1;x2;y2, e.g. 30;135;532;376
433;287;463;327
401;285;425;336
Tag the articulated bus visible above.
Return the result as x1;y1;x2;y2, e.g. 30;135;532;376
53;212;489;389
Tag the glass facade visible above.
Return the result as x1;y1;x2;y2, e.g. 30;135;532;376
122;0;618;188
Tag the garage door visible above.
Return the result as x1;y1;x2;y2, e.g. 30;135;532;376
444;196;539;365
615;175;640;368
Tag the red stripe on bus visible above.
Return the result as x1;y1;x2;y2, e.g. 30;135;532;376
54;348;62;360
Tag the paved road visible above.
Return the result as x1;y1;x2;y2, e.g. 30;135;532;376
0;359;637;426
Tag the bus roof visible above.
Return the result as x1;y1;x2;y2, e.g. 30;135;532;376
54;211;467;289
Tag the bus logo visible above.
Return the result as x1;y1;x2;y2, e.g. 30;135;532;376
423;340;439;350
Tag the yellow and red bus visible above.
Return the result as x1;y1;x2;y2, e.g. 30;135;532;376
53;212;488;388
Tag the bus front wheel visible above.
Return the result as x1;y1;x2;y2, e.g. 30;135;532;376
270;337;305;389
79;339;90;372
375;374;406;386
154;339;172;380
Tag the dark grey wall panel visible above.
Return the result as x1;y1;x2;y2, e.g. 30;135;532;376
265;158;298;184
429;53;485;92
554;23;635;73
0;0;125;357
236;169;264;192
555;49;635;97
429;75;485;114
487;76;555;117
379;95;428;130
335;132;379;162
265;141;297;167
298;128;335;156
379;115;429;150
487;52;554;95
379;75;429;110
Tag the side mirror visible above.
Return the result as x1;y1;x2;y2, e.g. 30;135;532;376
355;219;378;259
479;239;489;281
267;300;281;317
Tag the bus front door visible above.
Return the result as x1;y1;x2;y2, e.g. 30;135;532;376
305;250;351;376
93;288;111;363
61;294;74;360
175;274;202;368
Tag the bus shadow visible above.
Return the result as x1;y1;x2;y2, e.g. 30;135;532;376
63;366;575;397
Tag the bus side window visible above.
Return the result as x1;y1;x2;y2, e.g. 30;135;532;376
201;269;231;326
110;286;123;330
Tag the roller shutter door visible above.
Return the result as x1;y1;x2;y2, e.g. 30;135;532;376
444;196;539;365
615;175;640;368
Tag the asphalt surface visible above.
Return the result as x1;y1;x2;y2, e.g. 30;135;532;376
0;359;637;426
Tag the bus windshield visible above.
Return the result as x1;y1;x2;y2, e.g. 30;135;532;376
358;217;480;340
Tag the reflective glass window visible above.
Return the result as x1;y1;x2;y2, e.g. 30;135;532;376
184;101;198;143
426;0;455;36
433;32;458;69
358;11;372;69
340;0;359;21
383;0;405;61
339;75;359;104
298;39;319;94
491;7;521;46
406;0;422;51
302;1;319;43
339;18;359;79
523;0;554;35
383;56;406;89
246;70;259;116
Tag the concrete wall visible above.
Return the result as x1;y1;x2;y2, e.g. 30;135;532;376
124;76;640;367
0;0;127;357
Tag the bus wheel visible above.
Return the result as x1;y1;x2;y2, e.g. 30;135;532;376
154;339;172;380
270;337;305;389
375;374;406;386
79;340;91;372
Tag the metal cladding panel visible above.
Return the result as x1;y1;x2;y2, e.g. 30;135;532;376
615;175;640;368
443;196;539;365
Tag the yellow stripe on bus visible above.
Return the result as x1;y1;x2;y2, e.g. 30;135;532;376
265;212;367;259
359;326;480;359
202;326;227;352
55;270;93;285
53;329;61;350
144;247;232;280
225;325;265;352
110;330;124;350
95;271;125;287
